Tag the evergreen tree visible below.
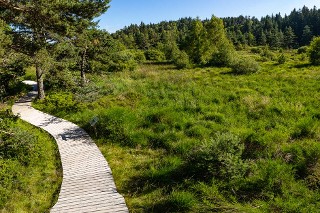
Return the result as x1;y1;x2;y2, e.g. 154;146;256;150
0;0;110;99
0;19;27;98
302;25;313;46
203;16;234;66
246;32;256;46
186;18;205;64
259;30;267;46
284;26;296;48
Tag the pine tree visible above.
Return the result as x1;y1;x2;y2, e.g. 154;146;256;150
0;19;26;98
186;18;205;64
302;25;313;46
284;26;296;48
259;30;267;46
0;0;110;99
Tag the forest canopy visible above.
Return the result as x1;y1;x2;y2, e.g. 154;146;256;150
113;6;320;50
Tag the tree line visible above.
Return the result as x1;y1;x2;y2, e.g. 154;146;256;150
113;6;320;50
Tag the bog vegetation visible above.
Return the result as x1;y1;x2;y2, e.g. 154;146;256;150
2;2;320;212
0;103;62;211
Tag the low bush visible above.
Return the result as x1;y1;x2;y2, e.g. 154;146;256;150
230;55;260;74
109;50;138;71
33;92;79;116
208;42;235;67
277;53;286;64
260;46;276;60
186;132;248;181
172;49;190;69
145;49;166;62
308;36;320;65
298;46;308;54
132;50;146;63
250;47;262;54
46;69;78;91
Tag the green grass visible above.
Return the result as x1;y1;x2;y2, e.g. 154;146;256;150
33;50;320;212
0;106;62;212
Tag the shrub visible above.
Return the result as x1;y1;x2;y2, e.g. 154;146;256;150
33;92;79;115
308;36;320;65
208;42;235;67
109;50;138;71
186;132;248;181
230;55;260;74
277;53;286;64
145;49;166;62
0;111;61;211
0;127;38;165
251;47;262;54
172;49;190;69
132;50;146;63
260;46;276;60
298;46;308;54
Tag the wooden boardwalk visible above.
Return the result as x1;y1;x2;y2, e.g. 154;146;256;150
12;82;128;213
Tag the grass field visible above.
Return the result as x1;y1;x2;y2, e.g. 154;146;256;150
33;50;320;212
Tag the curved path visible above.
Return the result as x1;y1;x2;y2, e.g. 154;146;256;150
12;81;128;213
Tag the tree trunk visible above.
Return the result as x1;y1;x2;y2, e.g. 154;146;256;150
80;47;87;86
36;63;45;99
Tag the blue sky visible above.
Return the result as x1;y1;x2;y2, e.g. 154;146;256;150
97;0;320;33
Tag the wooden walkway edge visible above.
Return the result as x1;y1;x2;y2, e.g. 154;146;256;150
12;82;128;213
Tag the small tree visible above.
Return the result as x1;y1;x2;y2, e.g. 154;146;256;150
302;25;313;46
185;16;234;66
309;36;320;65
284;26;296;49
172;48;190;69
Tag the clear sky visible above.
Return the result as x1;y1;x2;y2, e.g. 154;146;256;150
97;0;320;33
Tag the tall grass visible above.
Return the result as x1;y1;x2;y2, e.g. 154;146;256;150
33;50;320;212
